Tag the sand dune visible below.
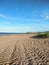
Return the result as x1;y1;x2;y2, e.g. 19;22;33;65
0;34;49;65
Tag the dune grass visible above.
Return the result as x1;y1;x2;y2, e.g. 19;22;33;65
37;31;49;38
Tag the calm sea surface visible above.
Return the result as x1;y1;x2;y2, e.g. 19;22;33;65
0;33;25;36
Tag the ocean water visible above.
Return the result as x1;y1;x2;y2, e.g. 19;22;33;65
0;33;25;36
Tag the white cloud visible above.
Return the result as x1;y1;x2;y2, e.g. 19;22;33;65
0;13;33;22
45;15;49;19
0;13;16;20
40;14;49;20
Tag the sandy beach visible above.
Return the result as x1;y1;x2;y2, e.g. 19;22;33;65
0;34;49;65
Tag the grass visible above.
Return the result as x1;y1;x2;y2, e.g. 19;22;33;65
37;31;49;38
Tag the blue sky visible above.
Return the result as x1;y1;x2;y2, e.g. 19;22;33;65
0;0;49;33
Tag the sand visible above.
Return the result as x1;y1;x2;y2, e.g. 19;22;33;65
0;34;49;65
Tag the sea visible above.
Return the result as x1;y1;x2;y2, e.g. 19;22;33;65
0;33;25;36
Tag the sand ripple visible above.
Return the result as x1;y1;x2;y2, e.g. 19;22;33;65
0;34;49;65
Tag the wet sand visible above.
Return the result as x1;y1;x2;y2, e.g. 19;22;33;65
0;34;49;65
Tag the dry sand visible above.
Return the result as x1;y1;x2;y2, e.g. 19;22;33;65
0;34;49;65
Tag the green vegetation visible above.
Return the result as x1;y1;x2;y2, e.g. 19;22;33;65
37;31;49;38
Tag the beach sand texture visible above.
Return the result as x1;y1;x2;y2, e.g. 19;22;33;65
0;34;49;65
